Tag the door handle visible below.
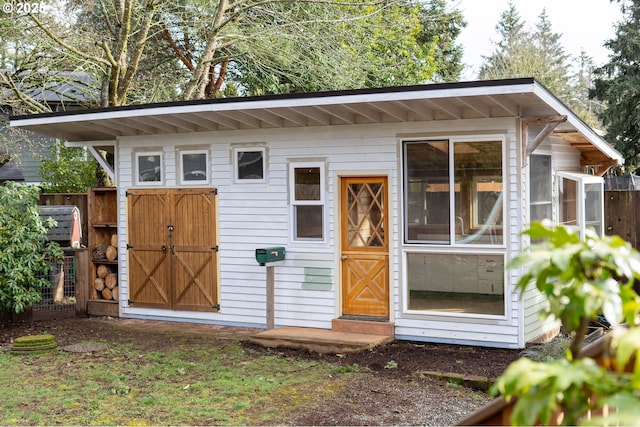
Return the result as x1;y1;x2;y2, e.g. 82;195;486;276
341;255;348;260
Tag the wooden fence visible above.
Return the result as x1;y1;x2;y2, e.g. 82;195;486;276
605;190;640;249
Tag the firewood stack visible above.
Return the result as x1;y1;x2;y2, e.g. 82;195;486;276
92;233;118;301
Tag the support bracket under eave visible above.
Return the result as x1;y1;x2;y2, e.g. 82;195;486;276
522;115;567;166
87;145;115;183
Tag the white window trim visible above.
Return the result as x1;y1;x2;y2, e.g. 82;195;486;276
402;135;507;248
289;161;326;243
234;147;266;183
179;149;209;185
135;151;163;186
556;171;604;237
401;248;509;320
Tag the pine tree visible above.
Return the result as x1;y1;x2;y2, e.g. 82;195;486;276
478;2;571;97
591;0;640;170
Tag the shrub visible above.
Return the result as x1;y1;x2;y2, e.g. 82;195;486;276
0;181;64;313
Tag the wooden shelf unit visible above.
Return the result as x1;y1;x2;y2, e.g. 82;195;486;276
87;187;119;317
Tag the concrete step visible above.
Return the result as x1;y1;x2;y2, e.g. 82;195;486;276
331;318;394;336
249;326;393;354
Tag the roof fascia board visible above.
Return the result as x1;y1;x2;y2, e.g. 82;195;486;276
531;82;623;164
10;82;537;128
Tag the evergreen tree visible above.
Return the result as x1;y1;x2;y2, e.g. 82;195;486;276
416;0;467;82
591;0;640;170
478;3;571;97
569;50;601;127
532;9;570;97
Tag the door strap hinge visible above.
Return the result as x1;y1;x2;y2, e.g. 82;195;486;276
125;191;131;197
212;245;219;252
211;188;218;195
126;243;134;250
212;304;220;310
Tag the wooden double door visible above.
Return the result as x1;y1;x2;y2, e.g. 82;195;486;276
127;188;219;312
341;176;389;318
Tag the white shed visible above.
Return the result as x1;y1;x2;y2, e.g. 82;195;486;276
11;78;623;348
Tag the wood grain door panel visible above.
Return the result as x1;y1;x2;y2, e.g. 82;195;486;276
172;190;218;312
127;190;172;308
127;188;218;311
341;177;389;318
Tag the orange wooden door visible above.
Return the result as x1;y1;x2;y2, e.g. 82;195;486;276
127;188;219;311
172;189;219;312
127;190;172;308
341;177;389;318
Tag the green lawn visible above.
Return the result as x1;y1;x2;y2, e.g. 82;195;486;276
0;336;348;425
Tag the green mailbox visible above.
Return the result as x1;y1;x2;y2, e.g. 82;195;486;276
255;247;286;265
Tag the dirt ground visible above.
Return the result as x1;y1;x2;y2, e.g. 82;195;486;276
0;316;521;425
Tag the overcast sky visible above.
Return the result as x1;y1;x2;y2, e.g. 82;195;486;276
454;0;623;80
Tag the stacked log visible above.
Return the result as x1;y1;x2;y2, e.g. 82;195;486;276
92;235;118;262
92;233;119;301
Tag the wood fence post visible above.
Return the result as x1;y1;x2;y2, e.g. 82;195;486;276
266;266;274;330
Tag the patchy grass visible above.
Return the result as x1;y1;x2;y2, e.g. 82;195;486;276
520;334;572;362
0;337;349;425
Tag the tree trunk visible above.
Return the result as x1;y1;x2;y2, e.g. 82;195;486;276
183;0;228;100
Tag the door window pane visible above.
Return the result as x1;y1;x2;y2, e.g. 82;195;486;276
559;178;579;227
585;183;603;235
347;183;385;248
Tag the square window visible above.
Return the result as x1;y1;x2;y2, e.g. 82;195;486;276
294;205;324;239
235;148;265;182
136;152;162;185
180;150;208;184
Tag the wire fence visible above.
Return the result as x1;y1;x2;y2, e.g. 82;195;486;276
34;255;76;312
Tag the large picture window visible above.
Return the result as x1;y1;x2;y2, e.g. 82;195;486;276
290;162;325;242
406;252;505;316
403;138;505;316
404;139;504;245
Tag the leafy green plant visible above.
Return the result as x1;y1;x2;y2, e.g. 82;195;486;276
39;141;97;193
491;221;640;425
0;182;64;313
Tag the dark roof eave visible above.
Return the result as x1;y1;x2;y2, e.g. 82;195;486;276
10;78;537;121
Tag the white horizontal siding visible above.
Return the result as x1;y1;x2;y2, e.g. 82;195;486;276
521;132;586;343
112;118;554;348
